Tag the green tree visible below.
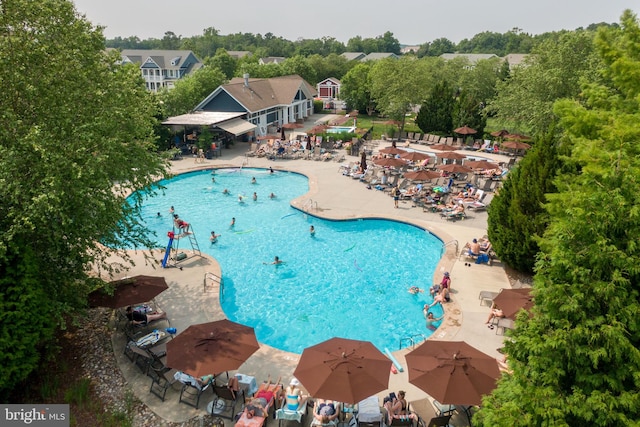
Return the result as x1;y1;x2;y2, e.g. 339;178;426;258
208;48;238;79
486;30;602;134
0;0;167;395
340;62;374;114
452;89;486;136
415;80;455;134
478;10;640;426
486;131;561;273
160;65;227;116
370;57;430;135
281;55;317;85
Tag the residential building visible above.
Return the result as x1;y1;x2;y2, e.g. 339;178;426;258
342;52;367;61
120;49;202;92
164;74;316;140
316;78;341;100
259;57;286;65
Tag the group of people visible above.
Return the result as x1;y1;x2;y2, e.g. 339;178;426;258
407;271;450;332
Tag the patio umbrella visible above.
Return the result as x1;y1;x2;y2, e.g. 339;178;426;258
403;169;441;182
373;157;407;168
379;146;407;156
492;288;533;320
166;320;259;378
293;337;391;404
88;275;169;309
505;133;531;141
309;125;329;135
490;129;510;138
406;340;500;406
280;126;286;140
430;144;458;152
282;122;304;130
436;152;467;161
464;160;500;170
400;151;430;162
436;164;473;174
502;140;531;150
453;126;477;135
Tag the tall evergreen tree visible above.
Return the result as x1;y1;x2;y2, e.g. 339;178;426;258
487;130;561;273
477;10;640;425
416;80;454;134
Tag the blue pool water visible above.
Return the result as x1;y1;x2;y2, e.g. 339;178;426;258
327;126;356;134
132;168;444;354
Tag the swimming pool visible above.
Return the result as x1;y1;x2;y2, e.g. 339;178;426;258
132;168;444;354
327;126;356;134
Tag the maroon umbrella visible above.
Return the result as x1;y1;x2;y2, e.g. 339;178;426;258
282;122;304;130
373;157;407;168
400;151;430;162
490;129;510;138
436;164;473;174
492;288;533;320
88;275;169;309
379;146;408;156
505;133;531;141
454;126;477;135
430;144;458;152
502;141;531;150
308;125;329;135
406;341;500;406
293;337;391;404
166;320;260;378
436;152;467;161
464;160;501;170
403;170;441;181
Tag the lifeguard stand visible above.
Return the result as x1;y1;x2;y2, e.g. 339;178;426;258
165;225;201;267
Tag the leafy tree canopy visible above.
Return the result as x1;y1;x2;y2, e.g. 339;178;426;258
0;0;167;396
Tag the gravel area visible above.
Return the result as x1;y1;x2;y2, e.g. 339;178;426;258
76;308;222;426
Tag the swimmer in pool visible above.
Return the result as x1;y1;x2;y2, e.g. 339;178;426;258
238;195;245;203
264;256;284;265
230;217;236;228
253;192;258;201
269;192;276;199
251;177;257;184
408;286;424;294
310;225;315;236
210;231;221;243
222;188;230;195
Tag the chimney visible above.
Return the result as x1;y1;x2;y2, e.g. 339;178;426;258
243;73;250;87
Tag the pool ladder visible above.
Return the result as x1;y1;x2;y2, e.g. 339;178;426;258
203;272;224;299
399;334;428;350
442;239;459;256
303;198;318;212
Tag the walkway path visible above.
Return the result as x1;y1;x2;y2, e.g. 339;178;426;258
106;115;514;425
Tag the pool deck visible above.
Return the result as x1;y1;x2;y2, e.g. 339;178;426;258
105;114;514;425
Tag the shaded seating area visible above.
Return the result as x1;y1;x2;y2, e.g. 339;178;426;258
210;381;245;420
176;372;215;409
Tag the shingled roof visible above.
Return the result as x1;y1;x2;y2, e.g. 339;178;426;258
196;75;316;114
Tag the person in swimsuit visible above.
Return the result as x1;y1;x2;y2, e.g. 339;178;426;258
383;391;417;424
425;311;444;331
125;306;167;326
314;399;339;424
285;378;306;411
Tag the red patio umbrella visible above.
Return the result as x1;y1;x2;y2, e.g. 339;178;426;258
464;160;501;170
400;151;430;162
501;141;531;150
282;122;304;130
436;164;473;174
373;157;407;168
379;146;408;156
166;320;260;378
430;144;458;152
88;275;169;309
406;340;500;406
492;288;533;320
403;170;441;181
490;129;510;138
436;152;467;161
453;126;477;135
293;337;391;404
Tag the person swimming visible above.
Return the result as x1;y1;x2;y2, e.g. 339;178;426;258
264;256;284;265
408;286;424;294
222;188;230;195
210;231;220;243
230;217;236;228
310;225;315;236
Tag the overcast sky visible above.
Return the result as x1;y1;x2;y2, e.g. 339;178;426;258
72;0;638;45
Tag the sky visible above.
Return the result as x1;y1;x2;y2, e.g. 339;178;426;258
72;0;639;46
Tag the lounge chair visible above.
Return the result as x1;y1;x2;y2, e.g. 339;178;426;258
235;379;284;427
149;368;179;401
176;371;214;409
210;381;245;420
355;395;382;427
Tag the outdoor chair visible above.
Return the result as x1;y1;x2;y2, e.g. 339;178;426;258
178;375;214;409
424;415;452;427
211;382;245;420
124;342;154;375
149;368;179;401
